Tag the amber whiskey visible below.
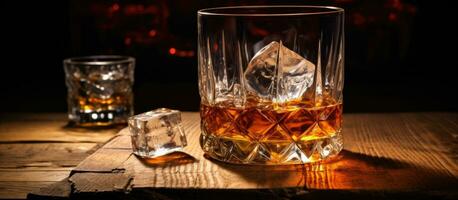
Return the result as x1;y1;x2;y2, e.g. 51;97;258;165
200;98;343;164
69;93;132;126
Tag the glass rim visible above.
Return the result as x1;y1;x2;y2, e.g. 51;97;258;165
198;5;344;17
64;55;135;65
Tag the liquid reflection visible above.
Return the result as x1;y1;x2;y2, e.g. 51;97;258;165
208;150;457;190
137;151;198;167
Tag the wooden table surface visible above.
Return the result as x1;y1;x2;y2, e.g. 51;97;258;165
0;113;122;199
1;112;457;199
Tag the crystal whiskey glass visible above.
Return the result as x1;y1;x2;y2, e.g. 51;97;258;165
64;55;135;126
198;6;345;164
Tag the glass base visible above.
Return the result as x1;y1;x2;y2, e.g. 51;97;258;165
200;131;343;165
68;109;130;127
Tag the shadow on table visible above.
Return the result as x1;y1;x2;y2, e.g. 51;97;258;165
207;150;458;191
61;121;126;132
57;122;125;140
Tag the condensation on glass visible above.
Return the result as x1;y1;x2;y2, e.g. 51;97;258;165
198;6;345;164
64;55;135;126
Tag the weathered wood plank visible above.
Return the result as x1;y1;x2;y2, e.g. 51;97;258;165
33;112;458;197
0;181;56;199
72;148;133;172
103;135;132;149
0;143;97;168
0;113;121;143
0;167;74;172
344;113;458;177
0;171;70;182
69;173;133;193
27;178;72;199
0;113;120;199
0;142;102;199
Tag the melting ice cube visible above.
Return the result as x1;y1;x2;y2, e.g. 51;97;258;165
128;108;187;158
244;41;315;103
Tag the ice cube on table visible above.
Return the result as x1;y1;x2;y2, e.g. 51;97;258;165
244;41;316;103
128;108;187;158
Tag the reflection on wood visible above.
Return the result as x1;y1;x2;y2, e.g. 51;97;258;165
137;152;198;166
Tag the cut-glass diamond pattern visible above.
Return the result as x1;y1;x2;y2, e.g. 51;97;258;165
236;109;276;141
281;109;315;141
200;103;343;164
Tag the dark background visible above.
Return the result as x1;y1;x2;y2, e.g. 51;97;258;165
0;0;456;113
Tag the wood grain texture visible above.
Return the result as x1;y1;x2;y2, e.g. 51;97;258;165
0;170;69;182
27;178;72;199
0;182;56;199
70;173;133;193
0;113;121;143
41;112;458;197
0;113;118;199
73;148;133;173
0;143;97;168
